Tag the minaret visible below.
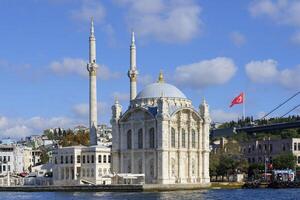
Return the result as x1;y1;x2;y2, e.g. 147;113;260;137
128;32;138;101
199;98;211;183
87;17;98;146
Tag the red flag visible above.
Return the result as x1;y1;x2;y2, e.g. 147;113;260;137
230;93;244;107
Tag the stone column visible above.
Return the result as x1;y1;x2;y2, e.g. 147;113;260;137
131;123;134;173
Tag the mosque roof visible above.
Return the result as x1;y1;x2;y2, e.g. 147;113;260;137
136;72;187;99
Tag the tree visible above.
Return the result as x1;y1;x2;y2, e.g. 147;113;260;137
210;153;220;177
216;155;236;180
59;130;89;147
40;149;49;164
272;153;297;170
210;140;249;181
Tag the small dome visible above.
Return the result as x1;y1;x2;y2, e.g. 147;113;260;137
136;82;187;99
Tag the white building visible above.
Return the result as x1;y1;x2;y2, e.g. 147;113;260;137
52;145;111;185
0;144;33;175
111;33;211;185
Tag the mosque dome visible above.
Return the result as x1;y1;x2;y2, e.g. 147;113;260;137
136;72;187;99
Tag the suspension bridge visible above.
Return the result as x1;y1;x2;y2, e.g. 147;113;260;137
211;91;300;137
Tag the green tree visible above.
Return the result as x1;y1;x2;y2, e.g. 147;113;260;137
210;140;249;181
248;163;264;180
216;155;236;180
272;153;297;170
210;153;220;177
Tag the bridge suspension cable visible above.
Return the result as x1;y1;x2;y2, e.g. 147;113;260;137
280;103;300;118
261;91;300;119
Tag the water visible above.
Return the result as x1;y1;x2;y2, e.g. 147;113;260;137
1;189;300;200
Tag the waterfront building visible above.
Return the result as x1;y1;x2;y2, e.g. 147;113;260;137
0;144;34;175
52;145;111;185
241;138;300;166
111;33;211;185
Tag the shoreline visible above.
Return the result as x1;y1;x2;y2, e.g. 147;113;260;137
0;183;244;192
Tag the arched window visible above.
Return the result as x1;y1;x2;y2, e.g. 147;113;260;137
138;129;143;149
192;129;196;148
149;128;155;148
171;128;176;148
182;129;186;148
127;130;132;149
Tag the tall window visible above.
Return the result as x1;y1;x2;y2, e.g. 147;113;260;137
149;128;155;148
182;129;186;148
98;155;102;163
138;129;143;149
127;130;132;149
192;159;196;176
171;128;176;148
103;155;107;163
77;155;80;163
192;130;196;148
91;155;94;163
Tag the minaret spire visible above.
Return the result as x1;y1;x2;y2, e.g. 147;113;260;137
90;17;94;36
131;31;135;45
87;17;98;146
128;31;138;101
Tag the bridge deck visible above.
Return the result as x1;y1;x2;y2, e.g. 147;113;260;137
236;120;300;133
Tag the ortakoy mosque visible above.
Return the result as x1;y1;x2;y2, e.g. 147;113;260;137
53;19;211;186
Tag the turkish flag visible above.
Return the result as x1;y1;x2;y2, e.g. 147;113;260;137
230;93;244;107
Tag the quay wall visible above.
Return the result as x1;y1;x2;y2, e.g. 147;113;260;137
0;185;143;192
0;183;211;192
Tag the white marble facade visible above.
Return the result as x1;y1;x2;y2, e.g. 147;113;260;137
111;72;211;184
52;145;111;185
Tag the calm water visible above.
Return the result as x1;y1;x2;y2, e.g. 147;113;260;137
1;189;300;200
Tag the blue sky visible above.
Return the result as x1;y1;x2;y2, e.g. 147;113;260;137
1;0;300;139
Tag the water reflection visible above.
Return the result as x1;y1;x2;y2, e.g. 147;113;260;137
2;189;300;200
